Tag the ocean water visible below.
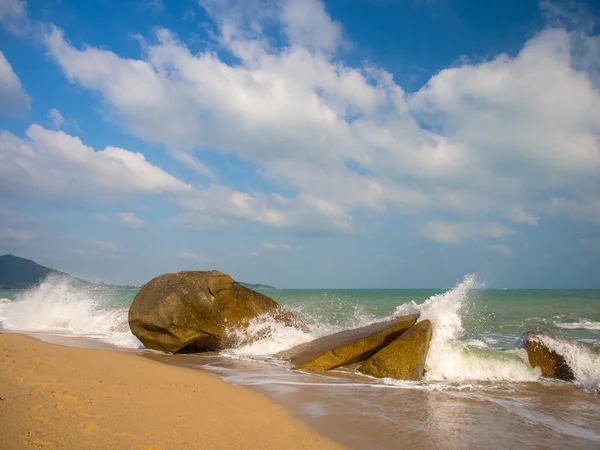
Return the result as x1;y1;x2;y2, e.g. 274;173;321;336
1;274;599;448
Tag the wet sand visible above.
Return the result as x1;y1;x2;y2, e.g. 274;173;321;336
0;333;343;450
148;353;600;450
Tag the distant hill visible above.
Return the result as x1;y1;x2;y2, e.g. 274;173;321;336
239;282;277;290
0;254;275;290
0;254;90;289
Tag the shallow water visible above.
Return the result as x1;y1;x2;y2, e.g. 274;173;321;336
1;275;600;448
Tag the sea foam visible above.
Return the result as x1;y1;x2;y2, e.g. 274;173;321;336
0;275;141;349
393;275;540;383
533;333;600;393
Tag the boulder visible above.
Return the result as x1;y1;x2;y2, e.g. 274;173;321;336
358;320;432;381
278;315;419;371
523;331;599;380
128;270;301;353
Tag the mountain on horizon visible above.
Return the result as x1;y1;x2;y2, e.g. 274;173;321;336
0;254;90;289
0;254;275;290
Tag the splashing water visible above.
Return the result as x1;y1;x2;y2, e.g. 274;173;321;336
0;275;141;348
393;275;540;382
533;333;600;393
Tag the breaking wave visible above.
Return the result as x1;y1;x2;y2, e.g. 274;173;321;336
392;275;540;383
0;275;141;349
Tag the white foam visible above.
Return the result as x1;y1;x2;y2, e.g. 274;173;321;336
555;321;600;331
221;313;316;359
0;275;141;349
222;301;383;360
394;275;540;382
534;333;600;393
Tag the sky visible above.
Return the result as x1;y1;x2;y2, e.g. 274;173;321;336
0;0;599;288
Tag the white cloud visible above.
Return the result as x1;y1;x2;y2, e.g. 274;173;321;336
261;242;294;251
0;227;33;243
47;108;65;129
281;0;344;53
117;212;146;228
1;0;597;237
0;0;30;36
420;221;513;243
93;240;118;251
0;50;30;115
0;124;193;198
0;124;355;233
180;251;204;260
38;2;600;237
488;244;514;257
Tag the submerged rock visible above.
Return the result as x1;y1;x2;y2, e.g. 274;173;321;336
279;315;419;371
523;331;599;381
358;320;432;381
128;270;301;353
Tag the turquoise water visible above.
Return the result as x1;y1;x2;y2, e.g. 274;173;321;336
270;288;600;346
2;287;599;346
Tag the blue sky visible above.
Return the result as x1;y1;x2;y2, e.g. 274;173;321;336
1;0;600;288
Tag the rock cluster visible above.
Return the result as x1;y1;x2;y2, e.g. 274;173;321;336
279;315;432;380
128;271;434;381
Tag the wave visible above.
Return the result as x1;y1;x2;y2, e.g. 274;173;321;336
532;333;600;393
0;275;141;349
392;275;540;383
555;321;600;331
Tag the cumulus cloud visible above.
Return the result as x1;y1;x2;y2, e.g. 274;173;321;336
420;221;513;243
0;124;192;198
0;51;30;115
0;124;355;232
4;0;600;237
117;212;146;228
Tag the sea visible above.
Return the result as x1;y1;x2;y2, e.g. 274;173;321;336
1;274;599;449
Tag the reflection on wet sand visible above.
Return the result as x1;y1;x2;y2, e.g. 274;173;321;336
146;353;600;450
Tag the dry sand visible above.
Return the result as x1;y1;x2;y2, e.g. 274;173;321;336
0;333;343;450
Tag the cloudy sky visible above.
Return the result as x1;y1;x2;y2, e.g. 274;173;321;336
1;0;599;288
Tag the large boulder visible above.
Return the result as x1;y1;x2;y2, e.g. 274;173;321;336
358;320;432;381
128;270;300;353
523;331;599;380
278;315;419;371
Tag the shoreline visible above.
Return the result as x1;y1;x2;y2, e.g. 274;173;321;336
0;332;343;450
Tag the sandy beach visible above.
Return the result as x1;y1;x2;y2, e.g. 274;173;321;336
0;332;343;450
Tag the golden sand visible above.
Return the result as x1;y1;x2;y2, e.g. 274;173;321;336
0;333;343;450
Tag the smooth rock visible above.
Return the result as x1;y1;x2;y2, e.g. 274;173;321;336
128;270;301;353
523;331;599;380
279;315;419;371
358;320;432;381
